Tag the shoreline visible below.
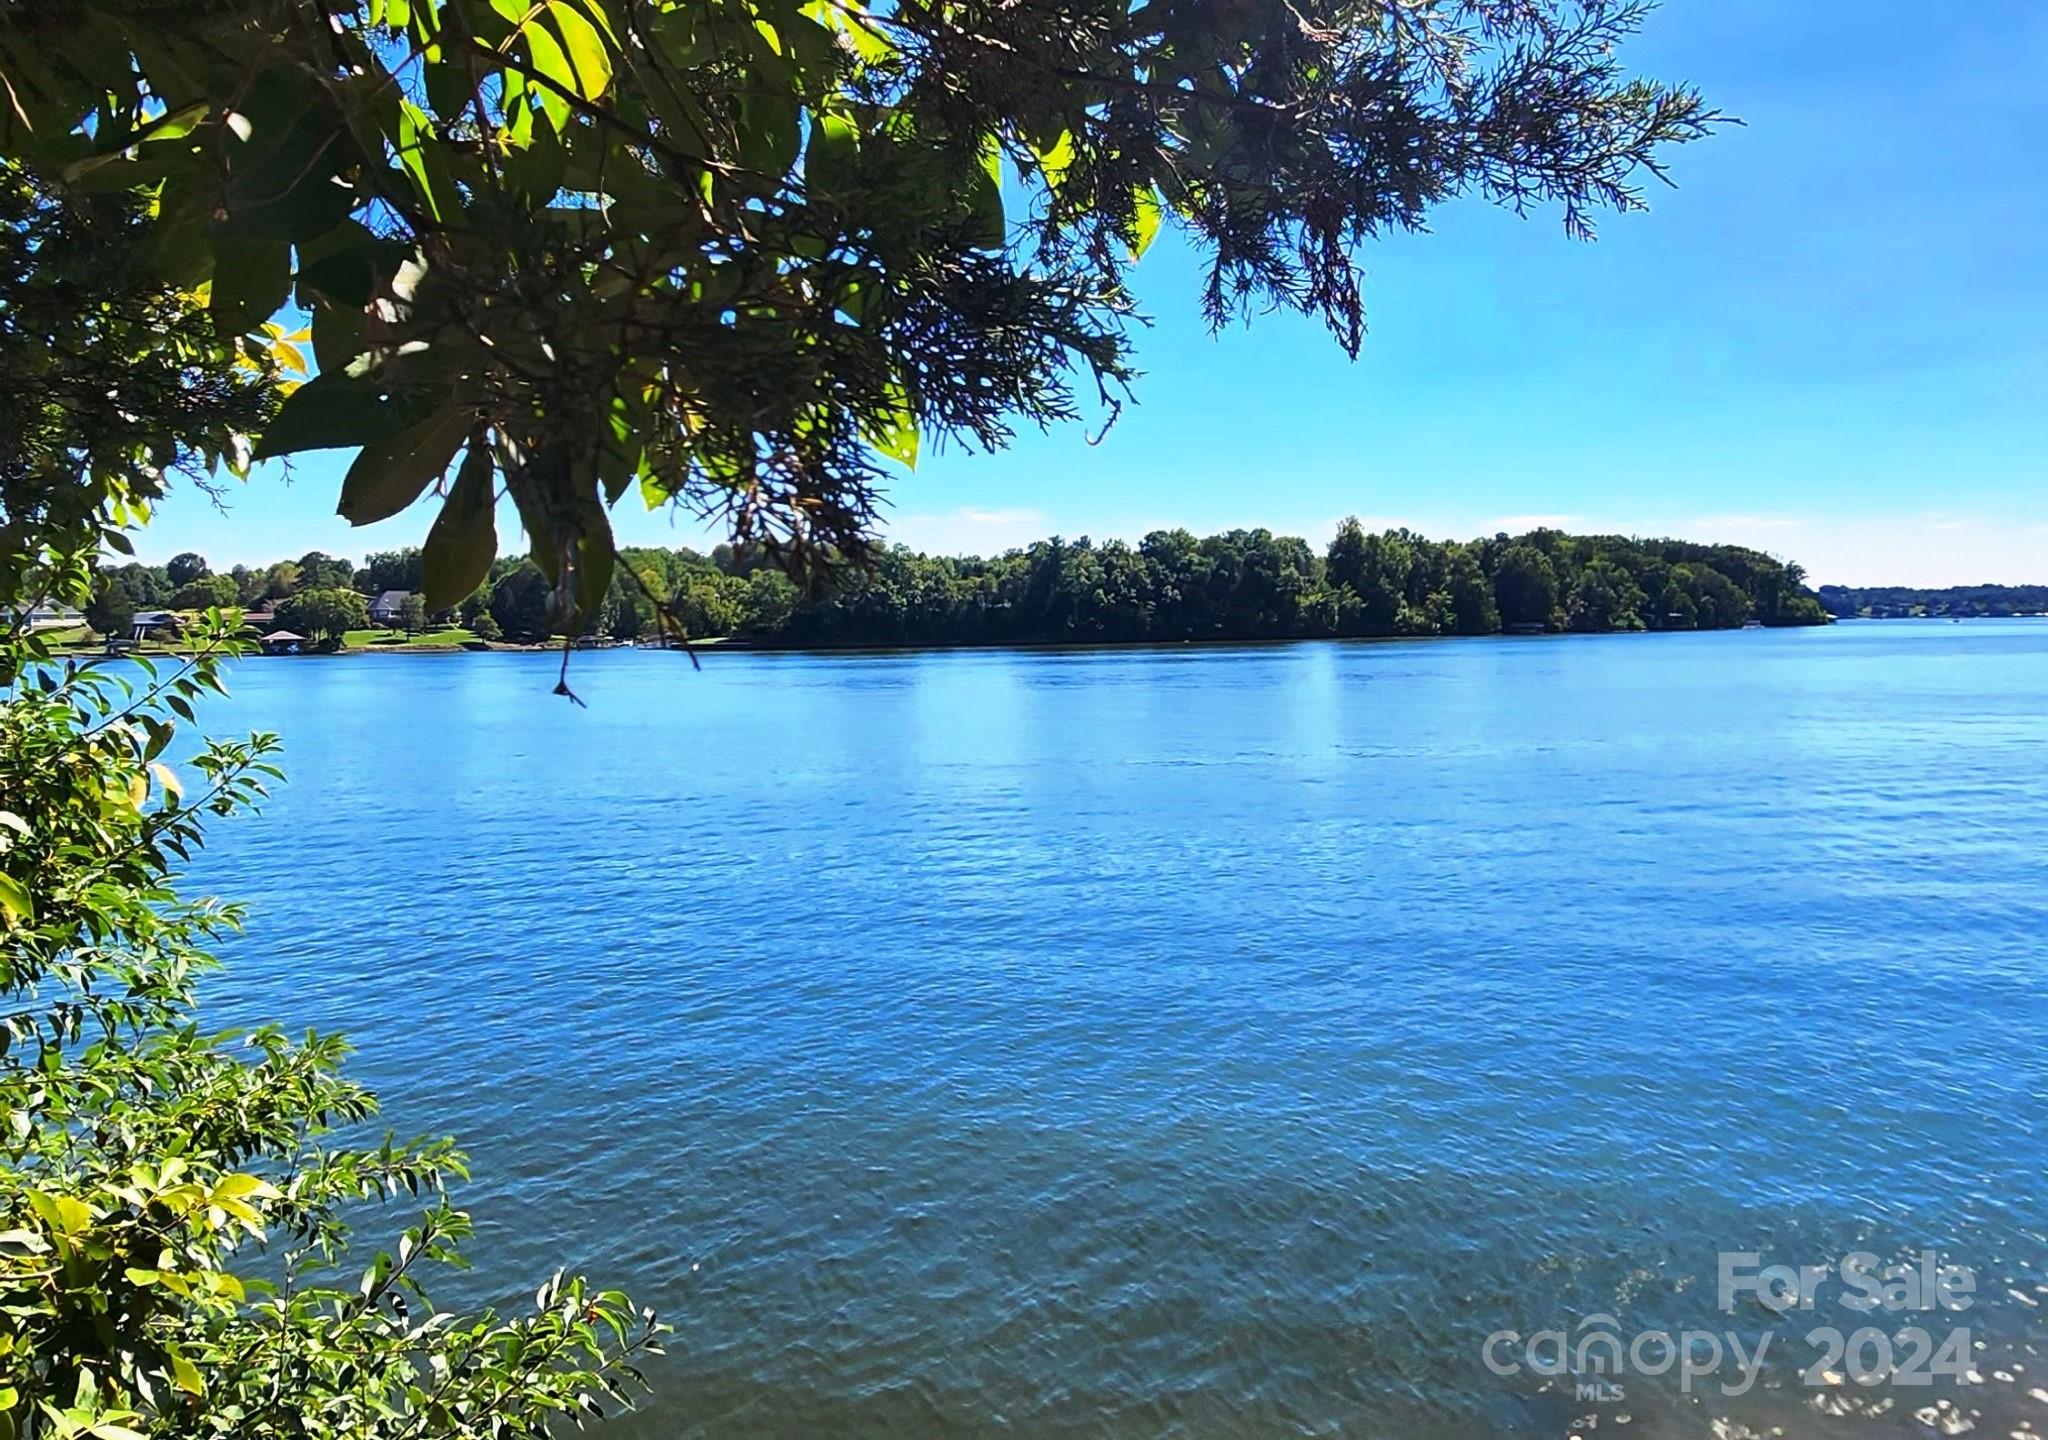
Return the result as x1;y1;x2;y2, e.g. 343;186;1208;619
48;613;2040;663
254;623;1828;659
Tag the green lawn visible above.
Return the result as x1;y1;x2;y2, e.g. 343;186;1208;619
47;625;488;654
45;626;188;656
40;625;95;650
339;626;481;649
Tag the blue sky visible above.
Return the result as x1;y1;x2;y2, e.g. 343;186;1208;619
140;0;2048;586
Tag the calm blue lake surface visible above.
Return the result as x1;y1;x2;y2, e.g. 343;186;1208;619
189;621;2048;1438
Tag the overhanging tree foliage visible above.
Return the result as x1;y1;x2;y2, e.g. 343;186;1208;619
0;0;1716;639
0;159;281;614
2;166;661;1440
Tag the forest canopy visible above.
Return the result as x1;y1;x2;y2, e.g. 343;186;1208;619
103;523;1829;647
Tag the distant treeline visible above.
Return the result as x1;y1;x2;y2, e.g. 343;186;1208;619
744;526;1829;646
1817;584;2048;620
120;523;1828;646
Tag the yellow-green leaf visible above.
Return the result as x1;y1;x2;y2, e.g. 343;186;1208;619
1036;130;1075;190
395;99;460;221
521;18;578;128
26;1191;92;1236
211;1173;280;1203
546;0;612;100
148;763;183;803
1130;184;1162;258
0;873;32;926
863;382;918;469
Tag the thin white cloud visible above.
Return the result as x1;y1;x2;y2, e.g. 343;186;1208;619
1687;513;1807;531
1485;513;1580;532
884;505;1048;555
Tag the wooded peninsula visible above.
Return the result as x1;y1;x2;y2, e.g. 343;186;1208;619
93;523;1831;651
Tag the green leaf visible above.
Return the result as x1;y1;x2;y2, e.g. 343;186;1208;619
60;101;209;185
863;381;918;469
211;1173;280;1202
573;512;615;627
801;0;891;65
424;59;474;118
520;18;578;130
150;171;217;289
1130;184;1162;258
509;474;561;583
807;107;858;192
339;406;472;524
503;124;566;205
144;99;211;143
1034;129;1075;190
737;91;801;177
254;372;439;459
295;220;404;310
148;763;183;804
965;153;1004;250
308;300;370;374
421;442;499;609
0;872;33;926
26;1191;89;1236
209;237;291;336
221;68;357;240
395;99;460;221
546;0;611;100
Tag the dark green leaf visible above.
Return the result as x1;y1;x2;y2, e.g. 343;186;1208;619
573;512;615;628
420;442;499;609
339;405;472;524
296;220;404;310
221;68;358;240
209;236;291;335
253;373;439;459
308;300;370;374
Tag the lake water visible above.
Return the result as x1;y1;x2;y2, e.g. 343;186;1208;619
188;621;2048;1439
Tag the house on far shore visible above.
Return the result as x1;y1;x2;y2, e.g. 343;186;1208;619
130;610;179;641
368;590;411;625
8;603;83;631
259;629;306;656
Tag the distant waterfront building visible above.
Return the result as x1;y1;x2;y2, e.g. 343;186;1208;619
7;603;83;631
259;630;306;656
368;590;411;625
